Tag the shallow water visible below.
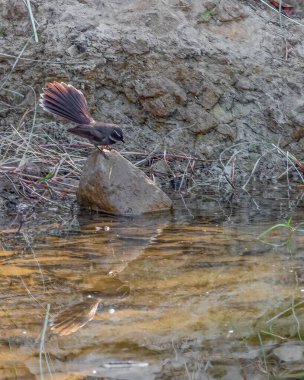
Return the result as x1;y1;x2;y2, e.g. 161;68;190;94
1;198;304;380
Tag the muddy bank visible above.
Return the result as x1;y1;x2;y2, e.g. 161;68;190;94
1;0;304;211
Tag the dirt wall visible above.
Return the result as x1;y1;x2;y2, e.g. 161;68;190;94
1;0;304;173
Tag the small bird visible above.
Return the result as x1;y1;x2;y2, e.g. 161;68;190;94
39;82;124;154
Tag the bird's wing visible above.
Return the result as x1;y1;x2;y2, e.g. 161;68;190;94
68;126;109;145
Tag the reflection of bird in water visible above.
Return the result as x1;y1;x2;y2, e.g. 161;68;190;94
50;296;101;336
50;285;130;336
40;82;124;155
51;298;101;335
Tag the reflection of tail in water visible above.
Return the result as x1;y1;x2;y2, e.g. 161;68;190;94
50;284;130;336
50;297;101;336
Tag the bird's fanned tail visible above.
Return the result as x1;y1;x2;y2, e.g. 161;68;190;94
40;82;94;125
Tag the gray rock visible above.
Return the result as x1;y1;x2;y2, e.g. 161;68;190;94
77;150;173;215
273;344;304;363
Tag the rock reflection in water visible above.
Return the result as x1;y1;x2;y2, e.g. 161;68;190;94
45;215;168;337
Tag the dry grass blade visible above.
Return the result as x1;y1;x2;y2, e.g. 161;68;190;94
258;0;304;28
24;0;39;42
0;120;87;210
39;304;51;380
0;40;31;91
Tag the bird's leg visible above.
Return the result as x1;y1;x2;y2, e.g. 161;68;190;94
96;146;108;159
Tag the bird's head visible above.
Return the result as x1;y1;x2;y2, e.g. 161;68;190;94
112;127;125;143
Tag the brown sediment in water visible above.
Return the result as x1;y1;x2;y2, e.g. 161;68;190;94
0;206;303;379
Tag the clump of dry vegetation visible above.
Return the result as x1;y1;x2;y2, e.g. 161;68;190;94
2;109;304;213
0;117;86;209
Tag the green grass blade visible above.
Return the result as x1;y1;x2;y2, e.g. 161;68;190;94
258;224;292;239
